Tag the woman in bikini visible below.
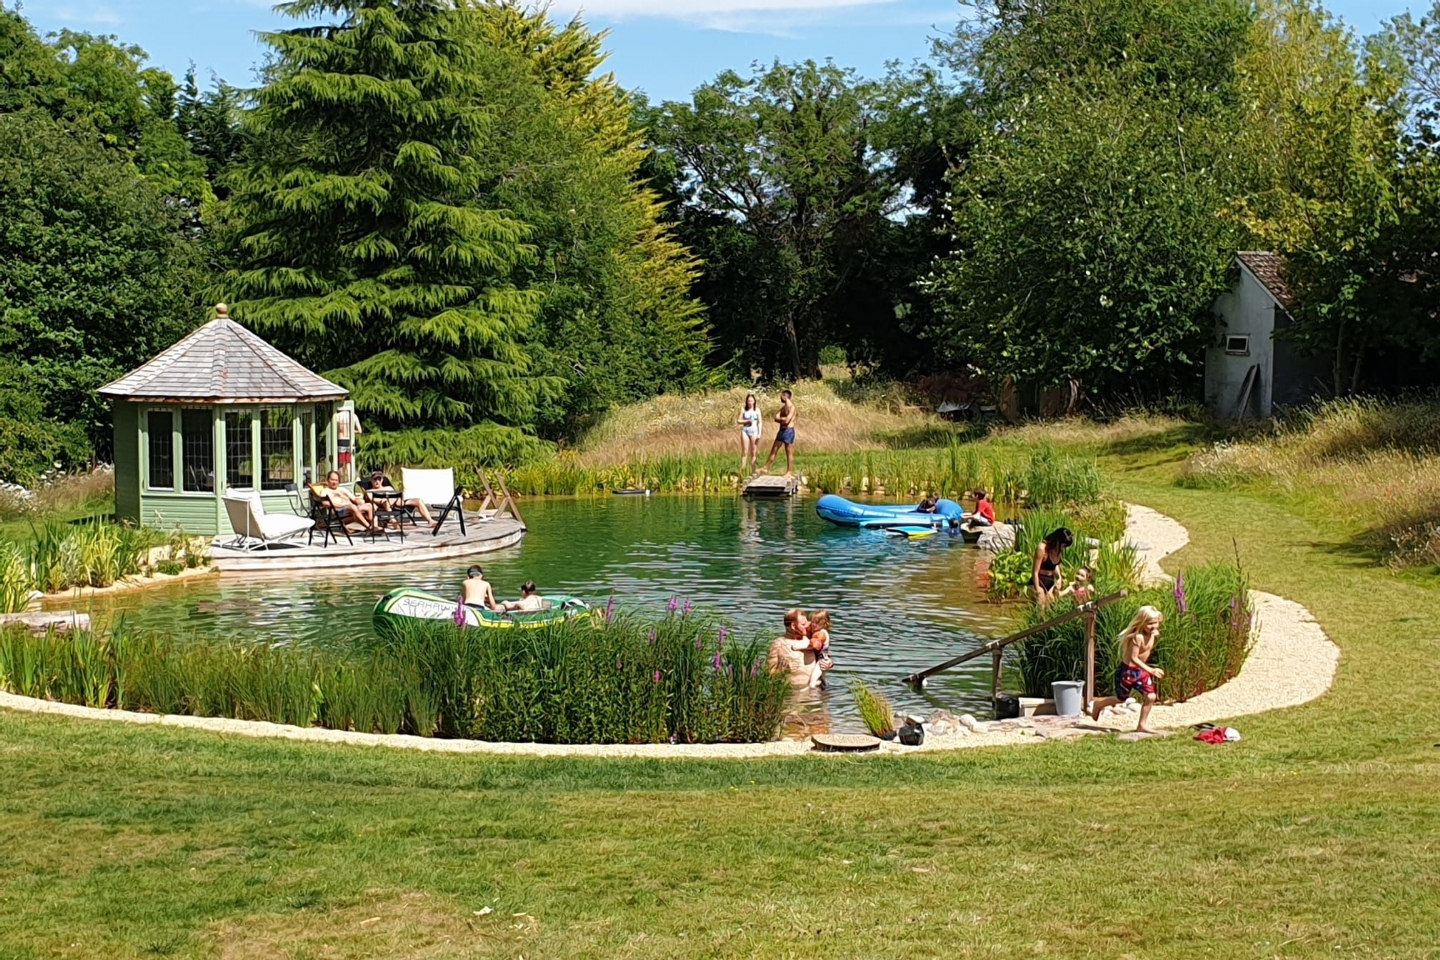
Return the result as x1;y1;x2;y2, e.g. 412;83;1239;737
1031;527;1074;606
737;393;761;475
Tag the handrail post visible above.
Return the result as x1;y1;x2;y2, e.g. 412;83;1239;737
1083;609;1097;714
991;649;1002;713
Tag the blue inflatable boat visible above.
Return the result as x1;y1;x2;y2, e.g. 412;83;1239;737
815;494;966;529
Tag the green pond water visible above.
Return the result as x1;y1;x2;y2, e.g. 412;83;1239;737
88;495;1013;732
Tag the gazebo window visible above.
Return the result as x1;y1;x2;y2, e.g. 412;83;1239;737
181;409;214;492
260;407;295;491
147;410;174;490
225;410;254;489
299;409;316;486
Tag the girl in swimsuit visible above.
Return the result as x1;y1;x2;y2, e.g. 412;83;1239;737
737;393;761;475
1031;527;1074;606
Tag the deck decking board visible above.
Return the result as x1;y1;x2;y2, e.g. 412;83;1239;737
210;514;525;572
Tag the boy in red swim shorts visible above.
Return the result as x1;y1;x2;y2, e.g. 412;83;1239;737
1089;605;1165;733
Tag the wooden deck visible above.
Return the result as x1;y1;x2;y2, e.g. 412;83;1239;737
210;513;525;573
742;474;800;498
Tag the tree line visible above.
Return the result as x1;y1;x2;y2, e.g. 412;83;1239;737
3;0;1440;483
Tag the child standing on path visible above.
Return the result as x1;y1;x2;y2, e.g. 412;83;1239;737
1089;605;1166;733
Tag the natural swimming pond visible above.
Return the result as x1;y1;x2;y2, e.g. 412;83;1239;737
86;496;1012;732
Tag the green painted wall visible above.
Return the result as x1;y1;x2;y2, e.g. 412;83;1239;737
140;494;223;535
113;401;140;525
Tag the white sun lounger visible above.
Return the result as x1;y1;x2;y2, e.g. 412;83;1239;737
222;490;314;550
400;468;468;535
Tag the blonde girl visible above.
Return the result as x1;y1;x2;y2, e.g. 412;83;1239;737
737;393;761;475
1088;605;1166;733
805;610;834;689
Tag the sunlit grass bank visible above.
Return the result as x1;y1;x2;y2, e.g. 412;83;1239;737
1180;397;1440;567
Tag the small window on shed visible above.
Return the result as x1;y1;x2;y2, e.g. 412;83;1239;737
1225;335;1250;356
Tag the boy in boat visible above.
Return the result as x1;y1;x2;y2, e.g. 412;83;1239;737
462;565;501;611
502;580;545;612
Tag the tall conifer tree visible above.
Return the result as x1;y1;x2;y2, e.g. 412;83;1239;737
226;0;553;458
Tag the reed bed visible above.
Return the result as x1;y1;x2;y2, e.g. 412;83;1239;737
1012;560;1253;702
0;519;167;611
0;609;792;745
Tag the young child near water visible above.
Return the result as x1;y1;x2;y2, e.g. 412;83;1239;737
1064;566;1095;604
806;610;834;689
1088;605;1166;734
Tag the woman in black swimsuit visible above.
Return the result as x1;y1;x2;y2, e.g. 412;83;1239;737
1031;527;1074;606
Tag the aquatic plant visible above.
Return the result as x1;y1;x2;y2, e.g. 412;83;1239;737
1012;560;1253;702
1021;444;1102;506
850;681;897;737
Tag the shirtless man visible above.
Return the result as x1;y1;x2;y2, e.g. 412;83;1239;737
759;389;797;477
766;608;832;689
462;565;500;611
321;470;375;530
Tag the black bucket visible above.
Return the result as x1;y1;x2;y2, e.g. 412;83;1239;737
994;693;1021;720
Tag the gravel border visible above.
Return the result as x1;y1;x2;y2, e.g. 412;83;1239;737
0;503;1339;755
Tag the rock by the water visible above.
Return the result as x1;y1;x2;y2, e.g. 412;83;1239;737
977;523;1016;553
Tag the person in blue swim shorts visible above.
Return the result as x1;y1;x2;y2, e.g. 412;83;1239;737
759;388;797;477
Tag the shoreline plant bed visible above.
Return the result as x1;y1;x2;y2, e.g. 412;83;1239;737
1012;560;1253;702
0;519;206;613
0;609;791;744
506;440;1102;506
982;501;1136;600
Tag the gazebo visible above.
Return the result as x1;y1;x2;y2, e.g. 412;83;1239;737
99;304;349;535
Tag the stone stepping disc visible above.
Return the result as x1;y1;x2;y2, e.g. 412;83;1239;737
811;733;882;752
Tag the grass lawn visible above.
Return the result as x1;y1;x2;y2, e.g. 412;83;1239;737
2;437;1439;958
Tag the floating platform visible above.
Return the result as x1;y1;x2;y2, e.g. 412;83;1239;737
210;513;525;573
742;474;800;498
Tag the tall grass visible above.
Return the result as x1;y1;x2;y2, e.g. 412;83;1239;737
0;519;165;610
985;501;1137;600
1180;397;1440;567
850;681;897;737
0;611;793;745
1012;561;1253;702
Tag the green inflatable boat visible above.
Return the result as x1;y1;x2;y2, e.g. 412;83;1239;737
372;587;590;633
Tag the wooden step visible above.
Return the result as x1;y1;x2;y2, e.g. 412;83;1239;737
742;474;800;498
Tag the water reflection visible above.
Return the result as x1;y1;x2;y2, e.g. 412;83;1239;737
84;495;1013;730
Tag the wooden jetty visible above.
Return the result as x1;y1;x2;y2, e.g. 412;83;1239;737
210;513;525;573
742;474;800;498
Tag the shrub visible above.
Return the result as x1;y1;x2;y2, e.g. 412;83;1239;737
1013;561;1253;702
850;681;897;737
987;503;1140;601
1022;444;1102;506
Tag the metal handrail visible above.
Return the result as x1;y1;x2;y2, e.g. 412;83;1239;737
902;589;1130;688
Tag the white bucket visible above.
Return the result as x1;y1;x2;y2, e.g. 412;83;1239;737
1052;680;1084;717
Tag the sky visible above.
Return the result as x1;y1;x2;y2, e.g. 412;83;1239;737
23;0;1403;102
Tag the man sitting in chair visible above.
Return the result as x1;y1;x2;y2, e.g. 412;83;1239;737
359;469;438;531
320;470;377;531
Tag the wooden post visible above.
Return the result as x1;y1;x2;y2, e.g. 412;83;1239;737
493;471;524;529
1084;608;1097;713
473;467;499;515
991;648;1003;713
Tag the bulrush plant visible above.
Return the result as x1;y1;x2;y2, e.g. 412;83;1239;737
0;606;792;744
1012;560;1253;702
850;681;897;738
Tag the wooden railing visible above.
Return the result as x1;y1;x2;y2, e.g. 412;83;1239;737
902;590;1130;708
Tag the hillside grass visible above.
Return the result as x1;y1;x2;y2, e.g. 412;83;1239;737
2;417;1439;957
573;379;953;464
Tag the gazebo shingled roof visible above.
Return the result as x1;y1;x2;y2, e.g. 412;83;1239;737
99;304;346;403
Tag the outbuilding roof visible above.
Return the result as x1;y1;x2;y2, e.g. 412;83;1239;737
1236;251;1294;309
99;304;347;403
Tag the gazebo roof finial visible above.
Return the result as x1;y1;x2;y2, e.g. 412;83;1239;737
215;302;230;320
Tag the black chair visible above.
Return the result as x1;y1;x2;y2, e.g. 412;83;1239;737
306;487;353;547
428;486;467;536
282;482;309;518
